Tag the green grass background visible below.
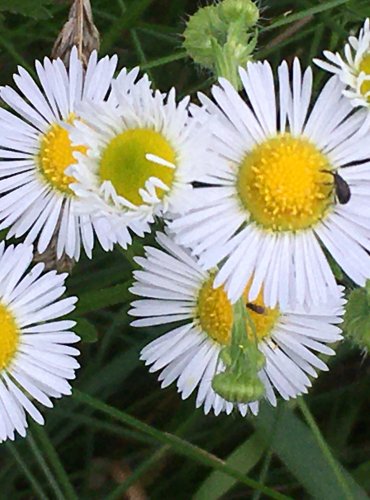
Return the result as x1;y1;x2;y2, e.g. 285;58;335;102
0;0;369;498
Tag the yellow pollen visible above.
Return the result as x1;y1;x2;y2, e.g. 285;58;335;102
237;134;334;231
197;276;233;344
243;284;280;342
38;117;86;194
359;53;370;101
99;128;176;206
196;276;280;345
0;303;19;371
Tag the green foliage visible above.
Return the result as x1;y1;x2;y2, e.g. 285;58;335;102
344;282;370;350
0;0;52;19
74;318;99;343
0;1;369;499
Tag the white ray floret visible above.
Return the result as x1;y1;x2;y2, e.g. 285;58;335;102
0;47;134;260
314;18;370;108
128;233;344;417
0;242;79;442
67;76;214;249
170;59;370;308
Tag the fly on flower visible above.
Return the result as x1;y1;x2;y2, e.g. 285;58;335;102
314;18;370;108
0;243;79;442
129;233;344;417
170;59;370;308
0;47;124;261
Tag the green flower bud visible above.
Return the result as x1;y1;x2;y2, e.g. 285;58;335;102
183;0;259;89
212;371;265;403
343;282;370;351
220;0;259;27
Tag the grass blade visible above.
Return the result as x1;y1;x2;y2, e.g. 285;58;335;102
73;389;291;500
32;425;78;500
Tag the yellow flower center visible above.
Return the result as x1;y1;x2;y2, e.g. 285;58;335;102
99;128;176;206
0;303;19;371
359;53;370;100
237;134;333;231
243;286;281;343
38;118;86;195
196;276;279;345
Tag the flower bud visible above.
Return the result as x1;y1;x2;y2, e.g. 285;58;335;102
183;0;259;88
343;282;370;351
212;371;265;403
220;0;259;27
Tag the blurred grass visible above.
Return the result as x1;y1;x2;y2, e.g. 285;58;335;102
0;0;369;498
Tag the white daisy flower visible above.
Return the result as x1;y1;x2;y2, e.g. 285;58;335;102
66;74;213;249
0;242;79;442
314;18;370;108
128;233;344;417
170;59;370;308
0;47;123;260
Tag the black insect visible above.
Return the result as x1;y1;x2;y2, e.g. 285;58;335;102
322;170;351;205
246;303;265;315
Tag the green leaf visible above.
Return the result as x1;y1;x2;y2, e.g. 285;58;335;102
253;403;368;500
0;0;53;19
75;281;132;315
74;318;98;343
194;431;267;500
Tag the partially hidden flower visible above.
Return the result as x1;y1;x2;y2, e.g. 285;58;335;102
314;18;370;108
0;47;121;260
128;233;344;417
0;242;79;442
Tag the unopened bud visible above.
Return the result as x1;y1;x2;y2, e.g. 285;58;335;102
212;371;265;404
183;0;259;89
343;282;370;351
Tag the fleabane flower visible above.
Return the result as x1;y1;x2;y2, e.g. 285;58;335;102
66;75;212;249
314;18;370;108
0;242;79;442
0;47;124;260
170;59;370;308
128;233;344;417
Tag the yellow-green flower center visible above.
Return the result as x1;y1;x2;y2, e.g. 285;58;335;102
38;119;86;195
99;128;176;206
196;276;279;345
359;53;370;100
236;134;333;231
0;303;19;371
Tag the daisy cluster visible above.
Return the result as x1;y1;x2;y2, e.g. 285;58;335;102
0;18;370;439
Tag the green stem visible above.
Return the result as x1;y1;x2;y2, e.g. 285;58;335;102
140;51;188;70
297;398;353;500
73;389;289;500
130;28;155;84
252;448;273;500
6;443;48;500
32;425;78;500
27;433;65;500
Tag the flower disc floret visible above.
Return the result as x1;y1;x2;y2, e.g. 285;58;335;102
237;134;333;230
99;128;176;206
0;304;19;370
38;122;86;195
